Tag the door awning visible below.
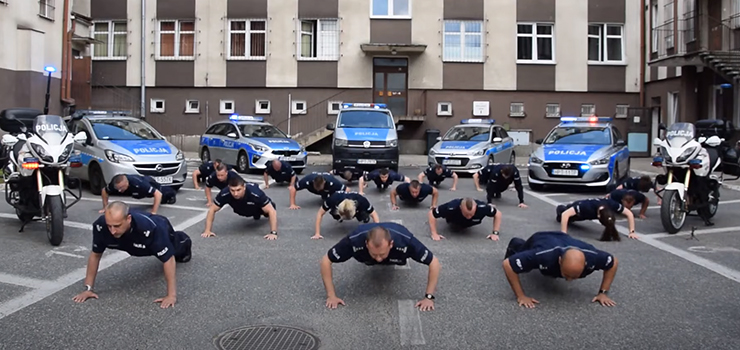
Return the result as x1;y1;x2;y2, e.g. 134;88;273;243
360;43;427;55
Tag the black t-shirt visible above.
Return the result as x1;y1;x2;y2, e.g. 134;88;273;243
105;175;160;199
609;189;646;204
432;198;497;227
264;161;296;182
92;211;175;262
205;171;242;190
365;170;405;187
570;198;625;220
322;192;374;216
295;173;346;196
327;222;434;266
396;183;434;202
424;166;453;182
213;183;272;216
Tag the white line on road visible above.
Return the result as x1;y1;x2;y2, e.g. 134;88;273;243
391;219;403;225
648;225;740;239
397;299;426;345
78;197;208;212
45;251;85;259
0;213;91;231
646;199;740;210
0;273;60;289
542;193;571;197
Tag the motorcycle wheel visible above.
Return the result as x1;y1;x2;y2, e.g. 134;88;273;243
45;195;64;246
660;189;686;234
706;189;719;219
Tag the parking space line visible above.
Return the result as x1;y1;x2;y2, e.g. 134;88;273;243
542;193;570;197
0;273;60;289
646;199;740;210
0;213;91;231
649;226;740;239
78;197;208;212
46;251;86;259
397;299;426;346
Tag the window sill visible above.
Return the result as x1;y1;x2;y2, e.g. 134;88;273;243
38;14;54;22
185;110;200;114
92;57;128;61
370;15;412;20
516;60;556;65
442;59;484;64
155;57;195;61
588;61;627;66
297;57;339;62
226;57;267;61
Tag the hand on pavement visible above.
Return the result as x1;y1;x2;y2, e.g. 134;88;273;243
72;290;98;303
326;296;345;309
592;293;616;307
201;231;216;238
415;298;435;311
517;295;539;308
154;295;177;309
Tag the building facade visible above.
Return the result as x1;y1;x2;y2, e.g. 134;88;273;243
88;0;641;153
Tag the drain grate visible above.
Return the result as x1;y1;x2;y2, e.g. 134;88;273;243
214;325;320;350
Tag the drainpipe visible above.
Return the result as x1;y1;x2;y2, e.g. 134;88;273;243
68;16;76;100
140;0;146;118
61;0;71;102
639;0;646;108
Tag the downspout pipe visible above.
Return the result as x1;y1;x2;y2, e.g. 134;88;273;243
61;0;71;103
640;0;646;107
140;0;146;118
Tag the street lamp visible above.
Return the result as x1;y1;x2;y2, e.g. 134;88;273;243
43;66;56;114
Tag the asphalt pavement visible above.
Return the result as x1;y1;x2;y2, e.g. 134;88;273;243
0;164;739;350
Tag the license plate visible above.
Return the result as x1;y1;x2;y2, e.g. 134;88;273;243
154;176;173;184
280;157;296;161
443;159;462;166
358;159;377;165
551;169;579;176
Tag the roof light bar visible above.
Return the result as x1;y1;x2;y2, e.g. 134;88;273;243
229;115;264;121
460;119;496;124
341;103;387;109
560;115;612;123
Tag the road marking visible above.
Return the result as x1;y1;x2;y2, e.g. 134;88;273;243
0;273;60;289
542;193;570;197
649;225;740;239
0;213;91;231
391;219;403;225
397;299;426;346
45;250;85;259
688;246;740;253
646;199;740;210
78;197;208;212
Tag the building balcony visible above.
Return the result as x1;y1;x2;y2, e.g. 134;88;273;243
649;12;740;67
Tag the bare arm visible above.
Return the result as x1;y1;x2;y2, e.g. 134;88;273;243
502;259;527;299
82;252;102;288
560;207;576;234
358;177;366;195
370;211;380;223
263;204;278;232
450;173;458;190
428;210;442;240
101;190;109;210
622;209;636;236
192;169;201;189
202;205;222;236
639;197;649;218
313;208;326;238
425;257;441;295
289;186;300;209
151;190;162;214
417;172;425;182
320;255;338;298
263;172;270;188
289;175;297;189
162;257;177;298
404;176;411;183
431;188;439;208
599;257;619;292
390;187;398;208
473;173;482;191
493;210;502;232
204;185;213;205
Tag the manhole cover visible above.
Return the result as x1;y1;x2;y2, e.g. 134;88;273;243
214;325;320;350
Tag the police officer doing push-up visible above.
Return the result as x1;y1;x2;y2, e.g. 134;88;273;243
427;197;503;241
289;172;348;210
313;191;379;240
556;197;638;241
418;164;458;191
202;176;278;240
321;222;441;311
191;158;224;190
358;168;410;195
473;163;527;208
73;201;192;309
100;174;177;215
607;189;649;219
263;159;297;189
502;231;619;308
390;180;438;210
202;163;242;206
331;167;366;185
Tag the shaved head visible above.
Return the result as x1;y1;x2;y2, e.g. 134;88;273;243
106;201;129;219
365;226;394;262
104;201;132;238
560;249;586;281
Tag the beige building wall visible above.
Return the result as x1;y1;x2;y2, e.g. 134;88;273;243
265;0;298;87
483;0;516;90
409;1;443;89
337;0;372;88
554;0;588;92
194;0;227;87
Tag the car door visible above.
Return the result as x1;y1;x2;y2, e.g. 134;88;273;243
221;123;240;163
496;127;515;163
489;126;505;163
70;120;93;180
208;124;229;160
611;127;629;173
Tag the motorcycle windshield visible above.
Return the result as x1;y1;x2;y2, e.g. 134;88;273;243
665;123;695;147
33;115;69;144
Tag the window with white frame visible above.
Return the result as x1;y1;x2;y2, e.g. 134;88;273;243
39;0;54;19
328;101;342;115
298;19;339;60
443;21;484;62
730;0;740;29
185;100;199;113
683;0;696;42
588;24;624;63
516;23;554;63
220;100;235;114
664;1;674;49
292;100;307;115
437;102;452;116
545;103;560;118
510;102;525;117
615;104;629;118
581;104;596;117
371;0;410;18
157;20;195;59
651;0;659;52
228;19;266;59
92;21;127;59
255;100;271;114
151;99;165;113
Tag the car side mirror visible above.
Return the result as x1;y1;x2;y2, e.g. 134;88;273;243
396;124;404;131
492;137;503;143
535;138;543;145
326;123;335;131
226;132;237;138
616;139;626;146
658;123;667;131
436;136;442;141
73;132;88;143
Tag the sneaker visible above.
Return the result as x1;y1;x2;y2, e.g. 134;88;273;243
166;196;177;205
176;239;192;263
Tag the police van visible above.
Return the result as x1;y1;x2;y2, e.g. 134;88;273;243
527;116;630;190
67;110;188;195
326;103;403;171
427;119;516;173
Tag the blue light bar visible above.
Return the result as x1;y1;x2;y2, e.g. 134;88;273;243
560;116;612;123
341;103;387;109
44;66;56;73
229;115;264;122
461;119;495;124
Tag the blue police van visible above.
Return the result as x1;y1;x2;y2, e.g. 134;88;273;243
326;103;403;171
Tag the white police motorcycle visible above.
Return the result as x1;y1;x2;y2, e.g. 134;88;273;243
652;122;735;234
0;108;86;246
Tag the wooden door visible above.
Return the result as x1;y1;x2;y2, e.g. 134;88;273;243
71;56;92;109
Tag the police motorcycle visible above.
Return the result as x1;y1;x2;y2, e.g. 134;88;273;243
652;122;739;234
0;108;86;246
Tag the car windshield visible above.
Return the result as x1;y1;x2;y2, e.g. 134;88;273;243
665;123;695;147
33;115;69;144
238;124;288;138
337;111;393;129
443;126;491;141
544;126;611;145
91;120;163;140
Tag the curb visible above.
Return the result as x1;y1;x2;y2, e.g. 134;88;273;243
630;168;740;193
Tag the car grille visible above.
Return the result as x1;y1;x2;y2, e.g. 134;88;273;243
272;150;300;156
348;141;386;148
134;162;181;176
435;157;470;166
542;162;585;178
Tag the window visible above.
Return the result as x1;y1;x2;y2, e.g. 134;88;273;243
615;104;629;118
581;104;596;117
509;102;525;117
516;23;554;63
219;100;235;115
664;1;674;49
157;20;195;59
92;21;127;59
684;0;696;42
292;100;307;115
228;19;266;59
185;100;200;114
545;103;560;118
437;102;452;116
39;0;54;19
443;21;484;62
150;99;165;113
371;0;410;18
298;19;339;60
328;101;342;115
255;100;271;114
651;0;659;52
588;24;624;63
729;0;740;28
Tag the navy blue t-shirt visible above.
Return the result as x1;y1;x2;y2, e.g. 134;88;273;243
620;177;643;191
609;189;646;205
92;211;175;262
507;231;616;278
264;161;296;183
332;168;366;181
322;192;374;216
205;170;242;190
424;166;454;183
432;198;497;227
570;198;625;220
396;182;434;202
213;183;272;216
365;170;405;188
198;162;217;178
295;173;346;197
105;175;160;199
327;222;434;266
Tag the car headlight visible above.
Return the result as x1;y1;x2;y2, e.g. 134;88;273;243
589;157;610;165
175;150;184;161
529;155;543;164
300;146;306;153
470;149;485;156
104;149;135;163
249;143;267;152
676;146;697;163
429;149;437;156
334;138;348;147
386;139;398;147
30;143;47;158
58;143;74;163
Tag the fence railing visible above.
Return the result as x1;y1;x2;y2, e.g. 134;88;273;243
651;12;740;61
270;90;354;140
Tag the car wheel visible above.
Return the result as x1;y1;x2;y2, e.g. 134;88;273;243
201;147;211;163
509;151;516;164
236;151;250;173
295;168;304;175
89;163;105;196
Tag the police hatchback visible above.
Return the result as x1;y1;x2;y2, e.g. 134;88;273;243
527;116;630;190
68;110;188;195
427;119;516;173
199;115;307;173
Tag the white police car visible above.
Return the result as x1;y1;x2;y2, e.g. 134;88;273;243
527;116;630;190
427;119;516;173
199;115;307;173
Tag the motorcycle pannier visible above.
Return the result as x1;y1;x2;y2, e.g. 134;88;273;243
0;108;42;134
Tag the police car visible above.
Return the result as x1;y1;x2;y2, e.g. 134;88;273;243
199;115;307;173
67;110;188;195
527;116;630;190
427;119;516;173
